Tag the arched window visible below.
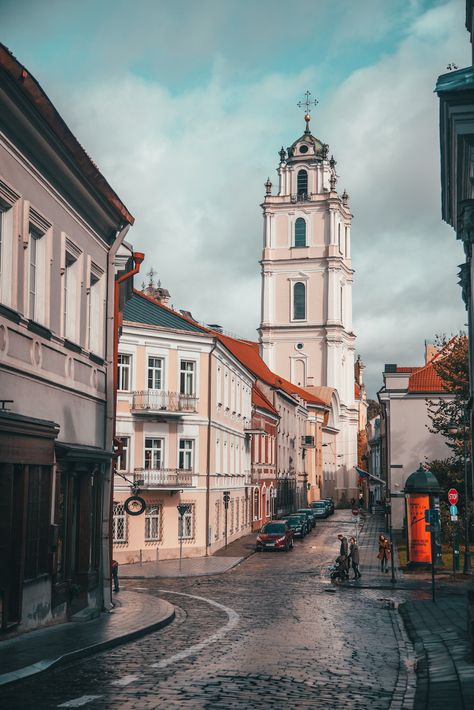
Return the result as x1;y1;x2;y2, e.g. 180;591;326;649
297;169;308;197
253;487;260;521
293;282;306;320
294;218;306;247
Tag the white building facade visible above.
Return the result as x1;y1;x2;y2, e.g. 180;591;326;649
258;113;358;503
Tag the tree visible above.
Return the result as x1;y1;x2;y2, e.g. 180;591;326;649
427;333;469;462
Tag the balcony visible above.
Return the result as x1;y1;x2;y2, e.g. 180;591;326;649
290;192;310;203
132;390;198;417
134;468;196;490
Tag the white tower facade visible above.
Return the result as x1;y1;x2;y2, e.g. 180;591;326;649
258;111;358;502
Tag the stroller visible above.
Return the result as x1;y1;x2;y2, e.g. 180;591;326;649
329;555;349;583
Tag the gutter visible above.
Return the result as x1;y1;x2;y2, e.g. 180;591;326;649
205;338;218;556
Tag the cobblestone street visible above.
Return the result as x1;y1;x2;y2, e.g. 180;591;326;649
2;512;424;709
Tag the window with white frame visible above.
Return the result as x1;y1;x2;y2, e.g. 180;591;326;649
0;199;15;307
229;499;234;534
117;354;132;391
215;500;221;539
148;356;164;389
28;224;48;324
144;438;163;469
223;439;228;474
236;498;239;532
293;282;306;321
216;437;221;473
241;496;245;529
266;491;270;517
180;360;196;395
113;502;127;542
224;371;229;409
88;264;104;356
216;365;222;406
116;436;130;472
63;249;81;342
178;504;194;539
145;503;162;541
178;439;194;470
253;487;260;520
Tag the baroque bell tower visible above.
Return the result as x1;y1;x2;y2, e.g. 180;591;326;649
258;94;357;467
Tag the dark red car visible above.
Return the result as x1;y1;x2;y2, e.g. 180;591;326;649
256;521;294;552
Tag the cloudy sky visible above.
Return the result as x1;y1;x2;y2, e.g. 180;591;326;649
2;0;470;395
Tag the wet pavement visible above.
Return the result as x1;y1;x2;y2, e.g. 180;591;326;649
1;511;422;709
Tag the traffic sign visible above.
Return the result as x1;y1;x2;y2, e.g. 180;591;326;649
351;517;359;523
352;508;359;517
451;515;458;522
449;504;458;516
448;488;459;505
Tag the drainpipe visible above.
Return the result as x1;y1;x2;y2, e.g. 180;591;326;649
205;338;218;556
104;236;143;610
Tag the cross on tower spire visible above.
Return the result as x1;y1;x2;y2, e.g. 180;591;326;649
146;267;156;285
297;90;318;134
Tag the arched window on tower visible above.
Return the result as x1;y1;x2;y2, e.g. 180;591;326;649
297;169;308;198
294;218;306;247
293;282;306;320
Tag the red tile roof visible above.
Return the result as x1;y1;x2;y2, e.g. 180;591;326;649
408;361;445;393
396;367;420;373
216;333;326;408
252;384;278;416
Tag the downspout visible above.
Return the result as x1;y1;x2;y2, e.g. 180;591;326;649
104;231;143;611
205;338;218;556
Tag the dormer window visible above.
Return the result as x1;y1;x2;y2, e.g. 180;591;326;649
294;218;306;247
297;169;308;197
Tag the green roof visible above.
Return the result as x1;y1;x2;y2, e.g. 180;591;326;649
436;66;474;95
123;292;205;332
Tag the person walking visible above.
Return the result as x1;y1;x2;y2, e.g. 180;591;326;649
112;559;120;592
349;536;361;579
337;533;349;579
377;534;391;573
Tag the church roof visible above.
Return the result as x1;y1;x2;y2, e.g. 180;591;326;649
286;115;327;161
252;384;279;417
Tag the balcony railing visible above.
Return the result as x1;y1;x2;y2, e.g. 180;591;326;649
290;192;310;203
132;390;198;415
134;468;196;489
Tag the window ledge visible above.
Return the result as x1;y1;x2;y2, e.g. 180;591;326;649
0;303;21;324
64;339;82;354
27;320;52;340
89;352;105;366
290;245;308;249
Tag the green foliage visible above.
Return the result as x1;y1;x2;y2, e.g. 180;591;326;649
426;333;469;462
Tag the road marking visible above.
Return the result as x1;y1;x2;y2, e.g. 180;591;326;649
112;675;140;686
151;590;240;669
58;696;102;707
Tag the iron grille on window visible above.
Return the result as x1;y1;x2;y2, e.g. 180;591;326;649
178;504;194;539
113;502;127;543
145;504;161;541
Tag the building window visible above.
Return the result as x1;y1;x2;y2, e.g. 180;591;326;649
28;225;47;324
294;218;306;247
145;504;161;541
117;437;129;472
340;285;344;323
215;500;221;540
297;169;308;197
293;282;306;320
144;438;163;469
178;439;194;470
178;504;194;539
118;354;132;391
113;502;127;543
266;491;271;517
180;360;196;395
229;499;234;534
24;465;52;580
88;267;104;356
63;251;80;342
148;356;163;389
236;498;240;532
0;202;14;307
253;487;260;521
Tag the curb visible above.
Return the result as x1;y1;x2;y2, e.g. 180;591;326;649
121;551;255;580
0;601;175;688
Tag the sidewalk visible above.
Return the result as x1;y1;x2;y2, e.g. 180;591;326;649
0;591;174;687
357;511;474;709
120;533;256;579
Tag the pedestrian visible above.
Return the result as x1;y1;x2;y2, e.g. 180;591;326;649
337;533;349;579
349;536;361;579
377;534;391;573
358;491;364;509
112;559;120;592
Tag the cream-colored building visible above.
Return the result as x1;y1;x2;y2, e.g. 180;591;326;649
113;291;254;562
258;112;359;504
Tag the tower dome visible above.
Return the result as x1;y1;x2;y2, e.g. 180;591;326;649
286;114;328;162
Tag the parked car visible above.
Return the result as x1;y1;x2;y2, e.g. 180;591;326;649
297;508;316;529
286;514;308;538
256;521;294;551
310;500;330;519
323;498;335;515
